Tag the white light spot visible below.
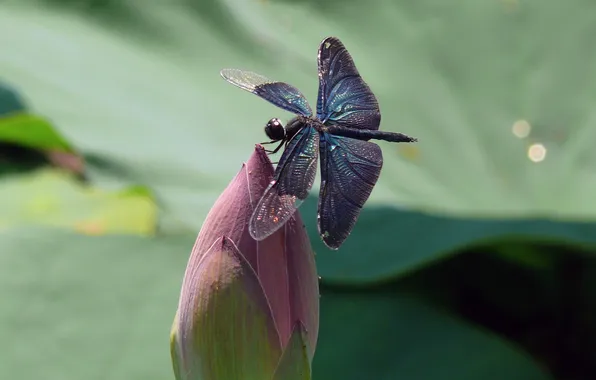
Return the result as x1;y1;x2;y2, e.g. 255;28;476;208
512;120;531;138
528;143;546;163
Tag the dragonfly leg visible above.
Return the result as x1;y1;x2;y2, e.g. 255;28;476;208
263;140;285;154
260;141;275;152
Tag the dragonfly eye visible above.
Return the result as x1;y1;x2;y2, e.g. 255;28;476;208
265;118;285;141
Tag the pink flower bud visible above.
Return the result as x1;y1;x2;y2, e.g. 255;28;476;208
171;145;319;380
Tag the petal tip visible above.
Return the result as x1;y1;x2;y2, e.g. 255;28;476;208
251;144;273;164
211;235;238;254
246;144;274;180
272;321;313;380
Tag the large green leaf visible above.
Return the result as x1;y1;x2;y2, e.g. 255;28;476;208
304;200;596;284
0;228;193;380
0;227;552;380
2;1;595;281
315;288;552;380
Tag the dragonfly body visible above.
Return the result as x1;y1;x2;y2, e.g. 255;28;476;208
265;115;415;152
221;37;418;249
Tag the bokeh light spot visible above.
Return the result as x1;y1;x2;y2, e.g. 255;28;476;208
528;143;546;163
512;119;531;138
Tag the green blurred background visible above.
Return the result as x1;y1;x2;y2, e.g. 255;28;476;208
2;0;596;379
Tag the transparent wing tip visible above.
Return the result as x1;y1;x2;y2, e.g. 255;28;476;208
220;68;271;93
249;227;268;241
220;68;237;81
248;213;280;241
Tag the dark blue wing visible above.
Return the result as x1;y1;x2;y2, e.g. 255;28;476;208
317;134;383;249
316;37;380;130
249;125;319;240
221;69;312;117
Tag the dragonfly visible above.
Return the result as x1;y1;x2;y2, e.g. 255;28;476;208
221;36;418;250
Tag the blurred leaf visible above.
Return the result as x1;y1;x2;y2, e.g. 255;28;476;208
45;149;85;174
0;227;552;380
576;259;596;371
306;200;596;284
0;227;194;380
0;143;84;177
0;144;49;175
0;82;80;173
314;288;552;380
2;1;596;280
0;168;156;235
494;243;556;269
0;81;26;115
406;245;596;379
0;113;73;152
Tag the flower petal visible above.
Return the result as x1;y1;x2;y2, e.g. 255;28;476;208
284;217;319;359
257;215;319;358
272;322;312;380
189;145;273;270
174;236;282;380
170;311;183;380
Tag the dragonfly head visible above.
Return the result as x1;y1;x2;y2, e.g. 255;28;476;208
265;118;285;141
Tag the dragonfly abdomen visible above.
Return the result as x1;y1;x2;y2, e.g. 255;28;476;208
325;125;418;143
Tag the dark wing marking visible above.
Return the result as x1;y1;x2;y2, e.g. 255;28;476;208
316;37;381;130
317;134;383;249
249;125;319;240
221;69;313;117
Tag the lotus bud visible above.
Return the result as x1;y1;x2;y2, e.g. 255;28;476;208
171;145;319;380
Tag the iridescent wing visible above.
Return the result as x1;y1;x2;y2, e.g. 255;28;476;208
249;125;319;240
316;37;381;130
221;68;313;117
317;134;383;249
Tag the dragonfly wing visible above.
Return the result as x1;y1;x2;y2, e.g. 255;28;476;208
221;68;313;117
316;37;380;130
250;125;319;240
318;134;383;249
